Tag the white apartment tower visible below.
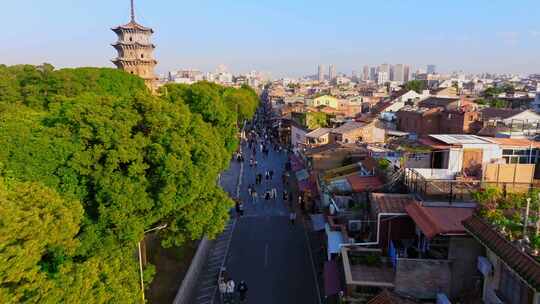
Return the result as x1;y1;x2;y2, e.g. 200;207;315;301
362;65;370;81
318;64;325;82
394;64;405;83
329;64;336;81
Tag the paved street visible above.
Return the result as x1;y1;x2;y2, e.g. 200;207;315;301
219;140;321;304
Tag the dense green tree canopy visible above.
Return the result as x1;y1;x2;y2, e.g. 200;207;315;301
402;80;426;94
0;64;258;303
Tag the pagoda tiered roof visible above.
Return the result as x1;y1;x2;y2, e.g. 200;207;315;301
112;21;153;33
111;42;156;50
112;58;158;65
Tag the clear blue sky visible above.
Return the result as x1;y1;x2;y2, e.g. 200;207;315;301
2;0;539;77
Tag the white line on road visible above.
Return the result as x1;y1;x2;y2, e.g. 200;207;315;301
264;243;269;268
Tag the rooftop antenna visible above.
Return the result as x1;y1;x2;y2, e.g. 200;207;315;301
130;0;135;22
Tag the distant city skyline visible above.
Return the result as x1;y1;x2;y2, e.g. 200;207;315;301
2;0;539;77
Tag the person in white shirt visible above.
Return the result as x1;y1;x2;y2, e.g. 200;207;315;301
226;278;236;301
289;211;296;225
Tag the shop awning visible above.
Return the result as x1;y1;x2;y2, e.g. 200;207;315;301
310;214;326;232
326;224;345;260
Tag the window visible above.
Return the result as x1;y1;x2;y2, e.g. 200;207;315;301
129;36;133;42
141;54;144;59
503;149;514;155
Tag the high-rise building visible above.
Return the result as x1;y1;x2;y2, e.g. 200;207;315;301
362;65;370;81
377;71;389;84
427;64;436;74
112;0;157;90
404;65;410;82
329;64;336;81
379;63;390;75
351;70;358;80
393;64;405;83
318;64;325;82
369;67;377;81
389;65;395;81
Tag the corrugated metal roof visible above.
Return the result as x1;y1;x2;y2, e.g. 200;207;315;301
429;134;493;145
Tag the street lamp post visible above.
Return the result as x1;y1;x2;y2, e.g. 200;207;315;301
139;224;168;303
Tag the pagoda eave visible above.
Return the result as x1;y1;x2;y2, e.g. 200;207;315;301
112;59;158;66
111;43;156;49
111;21;154;34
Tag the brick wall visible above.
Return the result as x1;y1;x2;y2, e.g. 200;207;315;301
396;110;441;136
439;110;480;134
395;258;451;299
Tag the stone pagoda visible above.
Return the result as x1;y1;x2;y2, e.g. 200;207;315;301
112;0;157;90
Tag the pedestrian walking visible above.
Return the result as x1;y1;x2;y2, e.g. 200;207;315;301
235;200;244;217
269;169;274;180
237;280;248;302
289;211;296;225
226;278;235;301
251;190;258;204
247;185;253;196
238;202;244;216
283;190;288;201
218;277;227;302
265;190;271;201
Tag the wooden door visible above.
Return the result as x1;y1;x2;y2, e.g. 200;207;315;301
462;149;483;177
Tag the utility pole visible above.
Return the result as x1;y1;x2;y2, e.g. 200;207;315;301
139;224;168;303
524;198;531;239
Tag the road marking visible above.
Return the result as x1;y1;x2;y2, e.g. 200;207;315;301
302;217;323;304
264;243;269;268
210;217;237;304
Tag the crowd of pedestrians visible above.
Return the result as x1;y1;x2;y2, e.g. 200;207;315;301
219;102;305;303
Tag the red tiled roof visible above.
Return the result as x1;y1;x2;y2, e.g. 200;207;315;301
484;137;540;149
367;290;419;304
370;193;416;214
405;203;474;239
463;215;540;290
346;176;383;193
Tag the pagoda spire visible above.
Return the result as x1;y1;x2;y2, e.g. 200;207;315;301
130;0;135;22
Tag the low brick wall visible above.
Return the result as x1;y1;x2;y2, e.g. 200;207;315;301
173;237;213;304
